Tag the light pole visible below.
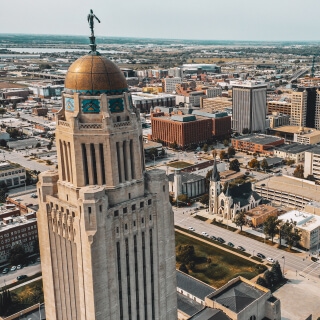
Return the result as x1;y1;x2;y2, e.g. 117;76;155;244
282;256;285;276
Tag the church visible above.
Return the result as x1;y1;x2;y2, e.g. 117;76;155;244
37;14;177;320
209;160;262;219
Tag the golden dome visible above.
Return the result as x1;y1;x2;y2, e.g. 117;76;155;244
64;54;128;94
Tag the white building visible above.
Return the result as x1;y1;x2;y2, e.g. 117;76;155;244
0;162;26;189
232;81;267;134
278;210;320;250
304;147;320;180
163;77;182;93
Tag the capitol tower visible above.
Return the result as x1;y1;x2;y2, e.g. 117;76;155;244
37;16;177;320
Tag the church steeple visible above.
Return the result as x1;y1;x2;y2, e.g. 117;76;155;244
211;158;220;182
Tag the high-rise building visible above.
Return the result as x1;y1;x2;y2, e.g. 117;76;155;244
37;39;177;319
290;89;307;127
163;77;182;93
232;81;267;134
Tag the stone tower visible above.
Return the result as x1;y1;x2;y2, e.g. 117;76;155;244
209;159;220;214
37;52;177;319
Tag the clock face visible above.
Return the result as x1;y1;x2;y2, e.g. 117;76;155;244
82;99;101;113
108;98;124;113
65;97;74;112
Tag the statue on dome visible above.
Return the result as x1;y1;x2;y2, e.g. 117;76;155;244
87;9;100;37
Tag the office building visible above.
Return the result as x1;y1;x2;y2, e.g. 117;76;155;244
163;77;182;93
290;89;307;127
37;47;177;318
232;81;267;133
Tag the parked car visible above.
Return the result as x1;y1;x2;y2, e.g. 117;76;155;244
16;265;22;270
2;268;9;274
17;275;28;281
188;227;195;231
256;253;266;259
10;266;17;271
210;235;217;241
217;237;225;244
237;246;246;251
201;231;209;237
267;257;275;263
227;242;234;248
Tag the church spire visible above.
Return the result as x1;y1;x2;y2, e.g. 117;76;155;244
211;158;220;182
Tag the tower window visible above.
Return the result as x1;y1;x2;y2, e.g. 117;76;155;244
163;185;165;192
99;205;102;212
125;223;128;230
148;199;152;205
141;218;144;224
116;227;119;234
132;204;136;211
133;220;136;227
88;207;91;214
114;210;119;217
128;193;131;199
149;215;152;221
117;116;121;122
123;207;127;214
140;201;144;208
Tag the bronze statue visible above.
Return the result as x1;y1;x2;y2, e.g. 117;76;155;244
87;9;100;37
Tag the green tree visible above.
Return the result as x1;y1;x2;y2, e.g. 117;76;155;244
260;158;268;171
0;181;8;203
229;159;240;172
6;128;21;139
280;220;301;249
271;261;283;283
177;194;190;206
227;146;235;158
233;211;246;231
219;150;226;160
264;270;275;288
242;127;249;134
199;193;209;207
263;216;280;243
293;164;304;179
9;244;27;266
256;276;267;288
179;263;189;274
0;108;6;118
176;245;195;264
248;158;259;169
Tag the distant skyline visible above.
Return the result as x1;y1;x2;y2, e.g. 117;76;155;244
2;0;320;41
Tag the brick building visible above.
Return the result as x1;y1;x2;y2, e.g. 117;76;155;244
151;112;231;148
245;204;278;227
231;134;284;154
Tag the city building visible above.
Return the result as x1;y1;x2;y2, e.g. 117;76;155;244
168;67;183;78
290;89;307;127
182;64;221;74
37;45;177;318
163;77;182;93
304;147;320;180
131;92;176;113
267;100;291;115
0;206;37;263
232;81;267;133
231;134;284;155
278;210;320;250
315;89;320;130
274;143;313;163
204;277;281;320
209;161;261;219
267;112;290;129
0;162;26;189
200;97;232;111
245;204;278;227
294;128;320;145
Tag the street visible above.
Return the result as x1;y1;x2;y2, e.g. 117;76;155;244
173;208;320;280
0;262;41;286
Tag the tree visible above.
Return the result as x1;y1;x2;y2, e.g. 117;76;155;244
47;141;53;151
177;194;190;206
280;220;301;249
293;164;304;179
35;142;41;148
233;211;246;231
0;181;8;203
199;194;209;207
0;108;6;118
9;244;27;266
264;270;275;288
260;158;268;171
179;263;189;274
271;261;283;283
229;159;240;172
219;150;226;160
227;146;235;158
263;216;280;243
211;149;217;158
176;245;195;264
0;139;7;147
256;276;267;288
248;158;259;169
6;128;21;139
203;144;208;152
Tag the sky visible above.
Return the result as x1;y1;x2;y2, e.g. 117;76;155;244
1;0;320;41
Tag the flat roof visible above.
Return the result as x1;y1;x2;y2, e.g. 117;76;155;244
177;293;204;317
279;210;320;231
275;143;313;154
233;134;282;145
256;175;320;202
274;126;315;134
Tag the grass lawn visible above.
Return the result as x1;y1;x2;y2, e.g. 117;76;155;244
167;161;192;169
176;232;266;288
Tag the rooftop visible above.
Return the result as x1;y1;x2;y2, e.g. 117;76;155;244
233;134;283;146
278;210;320;231
177;293;204;317
210;279;265;313
275;143;313;154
